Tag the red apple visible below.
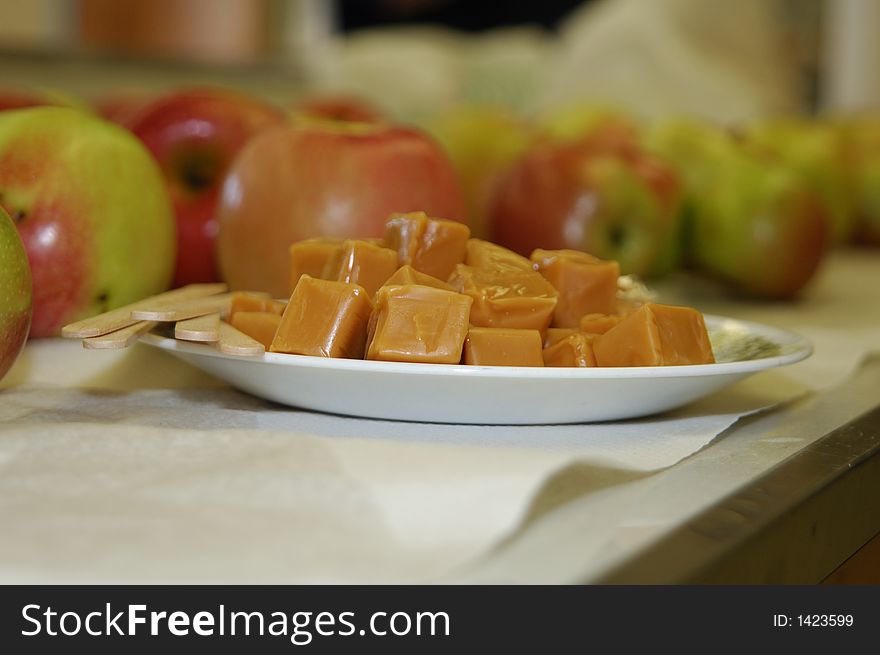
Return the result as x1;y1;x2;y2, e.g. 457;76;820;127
488;136;683;278
216;119;466;297
125;88;286;286
93;92;153;125
0;107;176;337
0;207;31;380
291;94;384;123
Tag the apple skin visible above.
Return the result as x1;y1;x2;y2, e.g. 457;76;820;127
216;119;466;298
488;136;683;278
124;88;285;286
746;118;855;244
647;119;831;298
689;147;830;299
0;207;31;381
423;106;534;239
291;94;384;124
0;107;176;337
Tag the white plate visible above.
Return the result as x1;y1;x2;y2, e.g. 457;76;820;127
139;315;811;425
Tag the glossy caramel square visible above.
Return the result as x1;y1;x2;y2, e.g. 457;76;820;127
270;275;372;358
542;333;598;367
531;249;619;327
449;264;557;332
464;238;532;272
593;303;715;367
230;311;282;349
367;284;472;364
327;239;399;296
383;211;470;280
382;265;453;292
463;327;544;367
229;291;285;319
579;313;624;335
289;238;344;294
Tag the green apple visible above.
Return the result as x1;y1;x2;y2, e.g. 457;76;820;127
540;103;641;149
689;147;830;298
423;105;534;239
0;207;31;380
0;108;176;336
746;118;856;243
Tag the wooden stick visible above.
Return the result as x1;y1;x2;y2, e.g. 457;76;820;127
82;320;158;350
217;320;265;356
61;283;228;338
175;312;221;342
130;293;232;322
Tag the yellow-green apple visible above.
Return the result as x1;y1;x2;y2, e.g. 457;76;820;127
0;207;31;380
488;135;683;278
216;118;466;297
423;105;534;239
648;119;831;298
124;88;285;286
0;107;176;337
0;86;82;112
745;118;855;244
540;103;641;149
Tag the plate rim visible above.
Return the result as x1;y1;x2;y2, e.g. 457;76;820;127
139;314;812;380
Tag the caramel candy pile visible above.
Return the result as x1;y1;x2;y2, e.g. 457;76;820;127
233;211;715;367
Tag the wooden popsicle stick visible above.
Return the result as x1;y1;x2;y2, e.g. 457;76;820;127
61;283;228;338
82;320;158;350
217;320;265;356
175;312;221;342
130;293;232;322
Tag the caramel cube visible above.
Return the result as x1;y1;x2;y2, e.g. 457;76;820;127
230;311;282;349
383;211;470;280
543;327;579;348
367;284;472;364
449;264;557;332
531;249;619;327
465;239;532;272
579;313;623;335
463;327;544;367
289;238;344;293
229;291;285;319
542;333;598;367
593;303;715;367
382;265;453;292
327;239;399;296
270;275;372;358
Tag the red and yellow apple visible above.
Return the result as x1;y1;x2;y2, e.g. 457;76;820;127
0;107;176;336
0;207;31;380
839;116;880;245
291;94;384;124
488;136;683;278
423;105;534;239
124;88;285;286
216;119;466;297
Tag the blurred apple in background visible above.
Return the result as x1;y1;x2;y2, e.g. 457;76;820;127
216;118;466;297
745;118;856;244
650;120;830;298
540;103;641;150
0;108;176;337
0;207;31;381
291;94;384;124
124;88;285;286
93;92;153;125
839;117;880;245
423;105;534;239
488;134;683;278
0;87;82;112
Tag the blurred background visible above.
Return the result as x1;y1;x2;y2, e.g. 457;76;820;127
0;0;877;120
